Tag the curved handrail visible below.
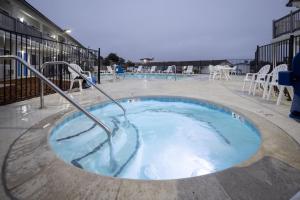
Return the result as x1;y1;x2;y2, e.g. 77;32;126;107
0;55;113;139
40;61;126;117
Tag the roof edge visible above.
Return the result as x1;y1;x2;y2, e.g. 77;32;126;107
17;0;86;48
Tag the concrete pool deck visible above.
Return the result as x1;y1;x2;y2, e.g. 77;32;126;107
0;75;300;200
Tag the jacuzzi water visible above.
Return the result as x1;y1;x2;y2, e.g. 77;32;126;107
50;97;261;180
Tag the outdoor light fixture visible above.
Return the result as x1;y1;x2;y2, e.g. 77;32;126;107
64;29;72;34
51;34;57;39
19;17;24;22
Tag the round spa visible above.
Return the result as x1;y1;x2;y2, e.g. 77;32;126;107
50;96;261;180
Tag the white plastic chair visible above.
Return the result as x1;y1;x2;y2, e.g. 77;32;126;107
242;64;270;93
213;65;222;80
184;65;194;74
208;65;215;80
230;66;238;75
150;66;157;73
137;66;143;73
182;66;187;74
264;64;288;105
164;66;174;73
252;65;272;96
106;66;113;74
68;63;92;92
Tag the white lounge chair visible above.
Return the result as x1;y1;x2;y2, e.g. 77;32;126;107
208;65;215;80
163;66;174;73
150;66;157;73
212;65;222;80
230;66;238;75
183;65;194;74
106;66;114;74
242;64;270;93
252;65;273;96
182;66;187;73
264;64;288;105
68;63;92;92
137;66;143;73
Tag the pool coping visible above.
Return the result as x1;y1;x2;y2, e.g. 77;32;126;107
2;95;300;199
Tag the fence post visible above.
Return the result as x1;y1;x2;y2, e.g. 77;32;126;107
59;43;63;89
98;48;101;84
77;48;81;65
272;20;276;39
288;35;294;70
290;10;294;33
255;45;259;72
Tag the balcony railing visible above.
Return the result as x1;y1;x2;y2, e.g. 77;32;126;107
0;12;42;37
273;9;300;38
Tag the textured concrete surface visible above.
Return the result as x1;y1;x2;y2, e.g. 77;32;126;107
1;75;300;200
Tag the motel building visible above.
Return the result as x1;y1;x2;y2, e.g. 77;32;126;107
0;1;300;200
0;0;99;105
256;0;300;69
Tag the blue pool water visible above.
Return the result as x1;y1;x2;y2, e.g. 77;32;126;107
50;97;261;180
99;73;193;80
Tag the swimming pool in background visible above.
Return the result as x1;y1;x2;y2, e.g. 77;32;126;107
99;73;194;80
50;97;261;180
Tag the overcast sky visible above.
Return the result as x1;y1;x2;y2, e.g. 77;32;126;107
27;0;292;61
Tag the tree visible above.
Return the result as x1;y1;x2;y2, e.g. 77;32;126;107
106;53;119;64
102;53;127;66
125;60;135;67
118;57;125;65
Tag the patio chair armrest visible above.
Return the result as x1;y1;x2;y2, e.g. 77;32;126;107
82;71;92;77
245;73;257;81
245;73;255;78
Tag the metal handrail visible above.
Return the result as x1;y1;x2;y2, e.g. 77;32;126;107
0;55;113;140
174;65;177;81
40;61;126;117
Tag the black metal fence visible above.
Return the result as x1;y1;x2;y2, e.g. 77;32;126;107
255;35;300;72
273;9;300;38
0;27;100;105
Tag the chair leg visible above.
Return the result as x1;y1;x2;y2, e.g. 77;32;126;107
252;82;257;95
249;81;254;95
267;85;273;100
79;80;83;92
262;83;268;99
242;81;246;92
276;86;285;105
69;79;74;92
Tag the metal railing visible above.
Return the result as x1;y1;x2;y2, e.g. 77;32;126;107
0;27;100;105
40;61;126;117
255;35;300;71
273;9;300;38
0;11;42;37
0;55;113;141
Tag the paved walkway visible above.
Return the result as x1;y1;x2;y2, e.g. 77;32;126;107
0;75;299;200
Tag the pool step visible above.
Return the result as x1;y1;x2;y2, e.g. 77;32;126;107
69;118;140;178
70;117;120;169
